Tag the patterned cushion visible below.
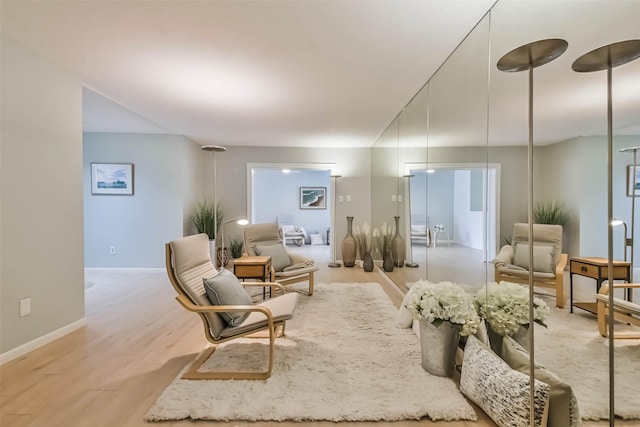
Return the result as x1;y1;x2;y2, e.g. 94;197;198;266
203;269;252;327
502;336;581;427
460;335;550;427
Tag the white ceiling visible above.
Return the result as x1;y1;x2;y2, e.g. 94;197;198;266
1;0;639;148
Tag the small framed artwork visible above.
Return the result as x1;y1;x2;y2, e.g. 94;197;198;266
627;165;640;197
300;187;326;209
91;163;134;195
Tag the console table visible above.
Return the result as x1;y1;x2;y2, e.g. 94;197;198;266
569;257;631;314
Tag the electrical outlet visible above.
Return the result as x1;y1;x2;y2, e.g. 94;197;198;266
110;246;116;255
346;195;352;202
20;298;31;317
398;195;403;202
391;195;397;202
338;195;344;202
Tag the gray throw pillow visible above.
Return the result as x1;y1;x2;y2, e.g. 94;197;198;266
254;244;292;272
203;269;252;327
513;243;555;273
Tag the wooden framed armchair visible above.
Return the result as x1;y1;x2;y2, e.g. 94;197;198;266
596;283;640;338
166;233;299;380
493;223;568;308
244;222;318;296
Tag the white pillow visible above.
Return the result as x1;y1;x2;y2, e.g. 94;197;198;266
460;335;550;427
513;243;555;273
411;225;427;234
281;225;296;234
396;285;415;328
310;234;324;245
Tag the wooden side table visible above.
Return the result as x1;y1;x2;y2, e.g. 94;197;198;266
233;256;273;298
569;257;631;314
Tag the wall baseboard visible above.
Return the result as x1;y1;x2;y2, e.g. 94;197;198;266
0;318;87;366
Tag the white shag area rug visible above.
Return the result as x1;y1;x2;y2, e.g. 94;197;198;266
145;282;477;422
533;300;640;421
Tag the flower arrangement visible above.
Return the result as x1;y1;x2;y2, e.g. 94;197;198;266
474;281;550;337
405;280;481;336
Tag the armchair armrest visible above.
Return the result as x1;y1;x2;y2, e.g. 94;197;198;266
555;253;568;275
493;245;514;268
288;252;314;265
175;294;275;327
598;282;640;295
241;281;286;295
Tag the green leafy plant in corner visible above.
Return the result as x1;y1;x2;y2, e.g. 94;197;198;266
229;237;245;259
534;200;570;227
191;199;224;239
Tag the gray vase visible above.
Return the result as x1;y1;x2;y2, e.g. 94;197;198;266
391;216;406;267
419;319;460;377
362;252;374;272
341;216;357;267
383;244;394;272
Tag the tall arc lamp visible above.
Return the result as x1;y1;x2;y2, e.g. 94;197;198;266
403;174;418;267
201;145;227;267
328;174;342;268
572;39;640;425
497;38;568;427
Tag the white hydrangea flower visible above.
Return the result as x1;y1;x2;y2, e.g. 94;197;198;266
404;279;480;336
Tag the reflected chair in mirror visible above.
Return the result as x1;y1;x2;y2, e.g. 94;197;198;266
244;222;318;296
276;215;307;246
596;282;640;338
493;223;568;308
166;233;299;380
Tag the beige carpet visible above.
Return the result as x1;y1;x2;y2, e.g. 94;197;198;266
145;282;477;422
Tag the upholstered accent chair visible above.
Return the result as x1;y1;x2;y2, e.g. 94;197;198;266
277;215;306;246
166;233;299;380
493;223;568;308
244;222;318;296
596;282;640;338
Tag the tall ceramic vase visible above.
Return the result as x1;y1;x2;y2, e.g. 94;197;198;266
341;216;357;267
419;319;460;377
391;216;406;267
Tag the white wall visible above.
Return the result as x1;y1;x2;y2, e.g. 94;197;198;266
1;36;85;355
83;132;207;268
453;170;483;249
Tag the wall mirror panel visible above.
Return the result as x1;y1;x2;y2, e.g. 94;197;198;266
372;0;640;423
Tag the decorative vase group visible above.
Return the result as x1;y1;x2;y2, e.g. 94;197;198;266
341;216;357;267
418;319;460;377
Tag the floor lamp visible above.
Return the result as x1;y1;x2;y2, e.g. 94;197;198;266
403;174;418;268
572;40;640;425
201;145;227;268
497;38;568;427
329;174;342;268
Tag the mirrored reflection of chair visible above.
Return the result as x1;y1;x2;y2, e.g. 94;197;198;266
493;223;568;308
277;215;306;246
166;233;299;380
596;283;640;338
244;222;318;296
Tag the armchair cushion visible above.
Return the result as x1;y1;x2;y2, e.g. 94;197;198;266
254;243;292;272
493;245;514;268
203;269;252;327
513;243;555;274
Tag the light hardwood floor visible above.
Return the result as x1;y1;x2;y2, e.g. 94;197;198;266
0;250;632;427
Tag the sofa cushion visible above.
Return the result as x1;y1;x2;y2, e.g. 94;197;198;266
460;335;550;427
502;336;581;427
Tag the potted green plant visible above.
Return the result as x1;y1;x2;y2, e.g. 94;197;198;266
534;200;570;226
229;236;245;259
191;199;224;264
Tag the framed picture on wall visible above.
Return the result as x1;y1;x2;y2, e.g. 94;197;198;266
627;165;640;197
300;187;326;209
91;163;134;195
